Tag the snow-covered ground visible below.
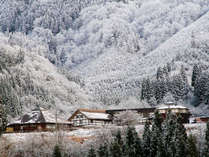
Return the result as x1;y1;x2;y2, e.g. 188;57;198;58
3;123;206;144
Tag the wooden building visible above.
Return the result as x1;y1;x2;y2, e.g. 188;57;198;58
6;107;72;133
106;108;156;124
6;122;72;133
195;116;209;123
156;103;191;123
106;108;156;117
68;109;112;126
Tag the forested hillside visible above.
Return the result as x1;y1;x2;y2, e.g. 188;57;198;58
0;0;209;116
0;33;96;118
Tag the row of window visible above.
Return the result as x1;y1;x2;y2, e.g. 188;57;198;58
73;119;111;126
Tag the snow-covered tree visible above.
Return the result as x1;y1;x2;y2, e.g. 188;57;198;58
171;74;189;101
109;130;124;157
150;111;164;157
88;146;97;157
124;126;142;157
154;79;168;104
98;143;109;157
194;73;209;104
113;111;142;126
192;64;202;87
156;67;164;80
53;145;62;157
0;103;7;135
187;135;199;157
202;121;209;157
142;121;151;157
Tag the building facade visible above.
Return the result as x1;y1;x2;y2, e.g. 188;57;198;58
106;108;156;124
156;104;191;123
6;107;72;133
68;109;112;126
195;116;209;123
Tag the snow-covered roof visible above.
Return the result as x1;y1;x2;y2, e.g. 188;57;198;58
80;111;110;120
9;107;69;125
157;105;188;110
40;108;67;123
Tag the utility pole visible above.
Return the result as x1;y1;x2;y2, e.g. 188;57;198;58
56;109;58;145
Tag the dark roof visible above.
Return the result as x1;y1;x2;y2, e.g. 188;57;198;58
106;108;156;114
196;116;209;119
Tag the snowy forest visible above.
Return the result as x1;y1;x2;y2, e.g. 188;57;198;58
0;0;209;156
0;0;208;118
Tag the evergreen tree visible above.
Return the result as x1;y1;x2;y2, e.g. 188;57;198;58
150;111;164;157
180;65;188;84
194;73;209;104
202;121;209;157
0;103;8;135
166;63;172;73
98;143;109;157
162;112;177;157
163;92;175;104
88;146;96;157
191;64;202;87
204;81;209;105
154;79;168;104
171;75;188;101
134;133;143;157
109;130;124;157
163;66;169;78
53;145;62;157
145;78;154;101
140;79;146;100
141;78;155;102
163;114;188;157
124;126;142;157
174;116;188;157
142;121;151;157
187;135;199;157
157;67;164;80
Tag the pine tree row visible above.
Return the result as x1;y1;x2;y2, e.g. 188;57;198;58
192;64;209;106
86;112;209;157
141;64;189;104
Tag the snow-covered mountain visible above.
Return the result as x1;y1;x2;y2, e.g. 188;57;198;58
61;0;209;106
77;10;209;105
0;33;98;118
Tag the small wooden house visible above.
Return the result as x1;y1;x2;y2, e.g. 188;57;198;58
6;107;72;133
68;109;112;126
156;103;191;123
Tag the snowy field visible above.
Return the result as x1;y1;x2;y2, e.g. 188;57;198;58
2;123;206;144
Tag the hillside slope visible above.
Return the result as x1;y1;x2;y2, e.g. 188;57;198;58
0;33;97;118
0;0;209;114
72;11;209;104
